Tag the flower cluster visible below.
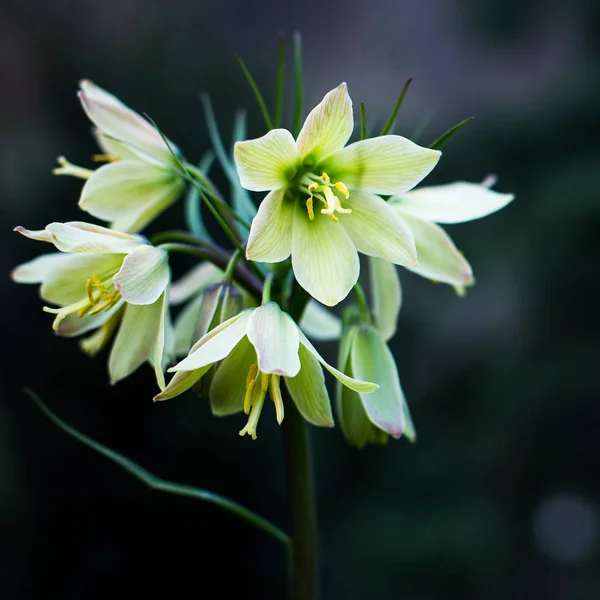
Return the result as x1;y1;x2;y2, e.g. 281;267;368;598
12;75;513;444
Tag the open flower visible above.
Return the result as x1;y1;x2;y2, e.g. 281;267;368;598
389;180;514;293
155;302;378;439
12;221;171;387
234;83;441;306
54;80;185;233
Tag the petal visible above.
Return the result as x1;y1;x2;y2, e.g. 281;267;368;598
11;252;72;284
108;296;165;385
173;294;204;357
246;189;293;263
113;245;170;305
154;365;211;402
79;160;184;233
79;79;177;164
296;83;353;162
284;343;333;427
298;329;378;393
209;336;256;416
170;310;252;372
151;290;170;390
233;129;298;192
324;135;441;195
246;302;300;377
341;192;417;266
93;129;139;160
369;256;402;342
392;182;515;224
13;226;53;243
169;262;222;305
399;212;474;287
299;300;342;342
45;222;144;254
351;325;405;437
55;301;124;337
291;206;359;307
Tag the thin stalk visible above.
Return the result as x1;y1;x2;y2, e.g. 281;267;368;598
235;54;274;131
224;249;242;282
359;102;367;140
274;34;286;128
353;283;371;323
380;77;413;136
292;32;304;137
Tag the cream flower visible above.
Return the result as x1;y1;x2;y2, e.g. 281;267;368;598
234;83;441;306
12;222;171;387
155;302;378;439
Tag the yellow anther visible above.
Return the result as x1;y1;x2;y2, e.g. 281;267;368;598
86;278;96;304
239;383;267;440
91;153;119;163
269;375;285;424
261;372;270;393
306;196;315;221
321;172;331;184
335;181;350;199
307;182;318;192
244;364;258;414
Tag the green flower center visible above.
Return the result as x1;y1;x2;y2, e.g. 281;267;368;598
297;171;352;223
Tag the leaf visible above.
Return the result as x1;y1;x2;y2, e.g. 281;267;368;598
25;388;289;545
234;53;273;131
429;117;474;150
380;78;413;136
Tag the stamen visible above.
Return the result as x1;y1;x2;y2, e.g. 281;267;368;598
244;364;258;414
239;388;266;440
306;196;314;221
335;181;350;199
261;372;270;392
52;156;93;180
91;153;120;163
321;172;331;184
269;375;285;424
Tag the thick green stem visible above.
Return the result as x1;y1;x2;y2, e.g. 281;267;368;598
282;396;318;600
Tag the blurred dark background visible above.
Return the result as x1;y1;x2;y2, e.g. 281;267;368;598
2;0;600;598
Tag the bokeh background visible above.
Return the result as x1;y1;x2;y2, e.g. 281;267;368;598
2;0;600;598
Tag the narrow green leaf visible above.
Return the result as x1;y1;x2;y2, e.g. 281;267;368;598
25;389;290;545
360;102;367;140
184;152;214;240
274;33;286;128
429;116;474;150
380;77;413;136
234;54;273;131
292;32;304;138
231;110;257;224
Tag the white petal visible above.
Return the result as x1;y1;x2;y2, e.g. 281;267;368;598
13;226;53;243
93;129;139;160
173;294;204;357
324;135;441;195
341;192;417;266
234;129;298;192
79;160;184;233
113;245;170;305
56;301;124;337
298;330;378;394
296;83;353;162
369;256;402;342
247;302;300;377
11;253;71;284
299;300;342;342
170;310;252;372
400;212;474;287
246;189;293;263
169;262;222;305
291;206;359;307
46;222;145;254
392;181;515;224
284;344;333;427
154;366;211;402
79;79;177;164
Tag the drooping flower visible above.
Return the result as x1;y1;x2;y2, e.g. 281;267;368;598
54;80;185;233
234;83;441;306
12;221;172;387
155;302;378;439
389;180;514;293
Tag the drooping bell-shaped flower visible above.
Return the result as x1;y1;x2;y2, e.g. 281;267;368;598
155;302;378;439
389;180;514;293
54;80;185;233
12;221;172;387
234;83;441;306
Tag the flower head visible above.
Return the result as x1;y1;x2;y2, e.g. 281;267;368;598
389;180;514;293
234;83;441;306
155;302;378;439
12;221;171;387
54;80;185;233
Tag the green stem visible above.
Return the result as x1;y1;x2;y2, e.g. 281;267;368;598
282;396;318;600
262;272;275;303
224;249;242;282
353;283;371;323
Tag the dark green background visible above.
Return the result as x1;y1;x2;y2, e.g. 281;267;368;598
2;0;600;598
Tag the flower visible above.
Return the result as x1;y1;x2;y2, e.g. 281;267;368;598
154;302;378;439
12;221;171;387
54;80;185;233
234;83;441;306
337;322;416;448
389;180;514;293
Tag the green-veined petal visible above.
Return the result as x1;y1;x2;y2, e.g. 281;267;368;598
398;212;473;287
113;245;169;305
299;300;342;342
247;302;300;377
11;253;74;285
79;160;184;233
296;83;353;162
392;182;514;224
246;189;294;263
234;129;298;192
14;226;53;243
369;256;402;342
46;222;144;254
93;129;139;160
341;191;417;266
55;302;124;338
173;294;203;357
324;135;440;195
291;206;359;307
284;343;333;427
154;365;211;401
